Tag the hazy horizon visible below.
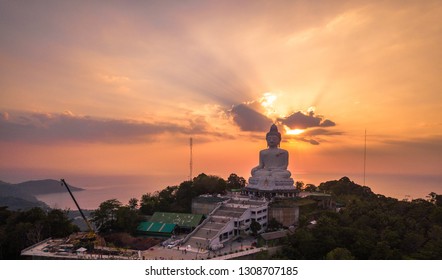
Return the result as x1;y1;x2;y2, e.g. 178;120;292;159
2;171;438;210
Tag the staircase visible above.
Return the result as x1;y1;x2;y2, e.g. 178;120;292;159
181;205;248;250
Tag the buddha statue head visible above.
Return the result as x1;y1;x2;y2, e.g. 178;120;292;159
266;124;281;148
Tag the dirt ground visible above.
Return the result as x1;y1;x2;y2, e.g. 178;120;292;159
103;232;162;250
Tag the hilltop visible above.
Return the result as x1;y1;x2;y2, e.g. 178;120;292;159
4;179;83;195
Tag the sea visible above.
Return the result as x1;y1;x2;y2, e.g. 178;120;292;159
35;173;442;210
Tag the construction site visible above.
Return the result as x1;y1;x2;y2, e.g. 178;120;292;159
21;194;272;260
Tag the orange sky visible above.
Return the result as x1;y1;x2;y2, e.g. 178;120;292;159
0;1;441;198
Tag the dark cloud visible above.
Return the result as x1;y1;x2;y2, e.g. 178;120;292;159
320;119;336;127
276;110;339;145
229;103;273;132
0;111;215;144
279;111;336;129
300;138;320;145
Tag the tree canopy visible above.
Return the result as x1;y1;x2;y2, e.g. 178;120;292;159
274;177;442;260
0;207;79;259
139;173;231;215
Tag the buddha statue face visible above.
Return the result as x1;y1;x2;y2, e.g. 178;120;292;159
266;134;280;148
266;124;281;148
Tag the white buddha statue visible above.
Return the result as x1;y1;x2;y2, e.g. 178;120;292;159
248;124;294;189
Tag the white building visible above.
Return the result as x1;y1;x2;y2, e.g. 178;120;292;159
183;195;268;250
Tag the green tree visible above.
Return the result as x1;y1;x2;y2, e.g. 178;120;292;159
173;180;193;212
91;199;122;233
0;207;78;259
157;186;178;211
326;247;354;260
114;206;142;234
226;173;246;190
139;173;228;215
304;184;317;192
139;193;158;215
45;209;79;238
250;220;262;237
267;218;283;231
127;198;138;210
192;173;227;195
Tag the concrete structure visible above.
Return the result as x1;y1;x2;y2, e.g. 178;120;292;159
21;238;141;260
259;229;295;247
268;199;300;227
298;191;334;209
182;195;268;250
191;195;229;215
243;187;298;199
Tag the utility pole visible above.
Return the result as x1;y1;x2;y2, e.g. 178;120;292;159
363;129;367;187
189;137;193;181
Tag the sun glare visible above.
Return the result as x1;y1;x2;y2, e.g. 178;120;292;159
284;125;305;135
260;92;278;117
261;92;277;107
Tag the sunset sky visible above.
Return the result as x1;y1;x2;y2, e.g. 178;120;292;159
1;1;441;199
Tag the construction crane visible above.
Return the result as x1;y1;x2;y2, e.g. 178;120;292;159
60;179;96;240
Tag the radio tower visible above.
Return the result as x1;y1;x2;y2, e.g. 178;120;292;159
189;137;193;181
363;129;367;187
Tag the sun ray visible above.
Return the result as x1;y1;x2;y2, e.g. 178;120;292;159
259;92;278;118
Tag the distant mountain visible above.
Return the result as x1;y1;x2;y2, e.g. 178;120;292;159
0;179;83;210
0;182;40;202
0;196;49;211
14;179;84;195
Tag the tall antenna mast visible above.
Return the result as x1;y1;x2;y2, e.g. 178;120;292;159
189;137;193;181
363;129;367;186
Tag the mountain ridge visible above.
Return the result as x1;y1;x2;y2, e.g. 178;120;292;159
9;179;84;195
0;179;84;210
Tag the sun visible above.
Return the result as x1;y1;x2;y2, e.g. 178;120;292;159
260;92;277;107
283;125;305;135
259;92;278;117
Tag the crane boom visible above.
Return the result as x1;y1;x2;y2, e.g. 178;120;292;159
60;179;94;233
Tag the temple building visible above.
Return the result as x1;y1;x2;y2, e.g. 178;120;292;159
183;124;301;250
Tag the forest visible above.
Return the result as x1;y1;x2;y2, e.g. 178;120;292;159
271;177;442;259
1;174;441;259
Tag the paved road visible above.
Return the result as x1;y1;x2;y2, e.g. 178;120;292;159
141;236;259;260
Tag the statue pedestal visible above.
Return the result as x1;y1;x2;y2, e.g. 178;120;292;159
244;175;298;199
248;176;294;191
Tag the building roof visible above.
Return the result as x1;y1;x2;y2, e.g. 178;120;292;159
137;221;176;234
270;197;316;207
260;230;292;241
150;212;203;228
192;196;229;204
